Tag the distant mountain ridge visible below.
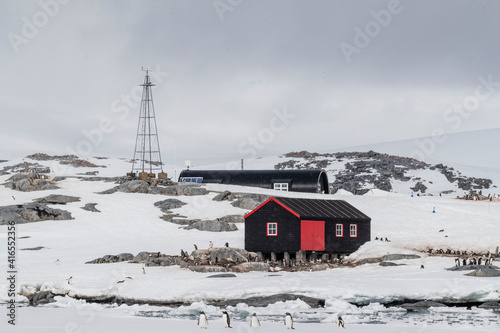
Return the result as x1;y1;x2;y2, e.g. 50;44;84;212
275;150;495;196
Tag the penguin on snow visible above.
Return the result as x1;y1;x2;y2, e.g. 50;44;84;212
198;311;208;329
222;311;232;328
284;312;294;329
250;313;260;328
337;316;345;328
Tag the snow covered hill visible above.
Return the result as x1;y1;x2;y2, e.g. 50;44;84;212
0;152;499;331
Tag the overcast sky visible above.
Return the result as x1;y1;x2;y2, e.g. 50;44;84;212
2;0;500;168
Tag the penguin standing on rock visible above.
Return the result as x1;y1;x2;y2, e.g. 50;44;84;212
222;311;231;328
250;313;260;328
284;312;294;329
198;311;208;329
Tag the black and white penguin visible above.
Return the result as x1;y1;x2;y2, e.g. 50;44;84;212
209;241;213;249
67;276;72;285
198;311;208;329
455;258;460;267
250;313;260;327
12;196;15;200
194;244;198;250
337;316;345;328
142;267;146;274
478;257;482;265
222;311;231;328
225;242;229;248
284;312;294;329
462;258;467;266
55;259;60;265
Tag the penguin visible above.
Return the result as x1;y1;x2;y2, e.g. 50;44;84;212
478;258;482;265
455;258;460;267
222;311;231;328
142;267;146;274
284;312;294;329
225;242;229;248
337;316;345;328
12;196;15;200
250;313;260;328
209;241;213;249
420;265;425;269
462;258;467;266
117;280;125;284
198;311;208;329
194;244;198;250
67;276;72;285
375;237;379;240
55;259;60;265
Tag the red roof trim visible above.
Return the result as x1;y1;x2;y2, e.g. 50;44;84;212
244;197;301;219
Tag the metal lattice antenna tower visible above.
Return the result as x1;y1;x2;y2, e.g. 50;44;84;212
131;68;164;174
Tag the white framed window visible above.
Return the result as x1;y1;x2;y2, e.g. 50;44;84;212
273;183;289;191
350;224;357;237
267;222;278;236
336;224;343;237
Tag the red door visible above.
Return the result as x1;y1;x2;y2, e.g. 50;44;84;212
300;220;325;251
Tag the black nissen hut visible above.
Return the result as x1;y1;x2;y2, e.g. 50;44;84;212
178;169;329;194
244;197;371;260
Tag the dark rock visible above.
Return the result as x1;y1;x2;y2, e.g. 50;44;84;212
381;254;421;261
3;174;59;192
27;291;57;306
216;215;245;223
478;301;500;310
86;253;134;264
154;198;187;212
0;203;73;225
379;261;400;267
207;273;237;278
446;265;499;271
21;246;45;251
212;293;325;308
400;300;447;310
189;265;228;273
186;220;238;232
465;266;500;277
411;182;428;193
34;194;81;204
99;181;208;196
206;247;249;263
213;190;231;201
81;203;100;213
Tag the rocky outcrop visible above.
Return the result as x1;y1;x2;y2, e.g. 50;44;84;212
276;151;495;195
230;193;269;210
81;203;100;212
154;198;188;212
400;300;447;310
189;266;228;273
34;194;81;204
212;293;325;308
0;203;73;225
213;190;231;201
85;253;134;264
465;266;500;277
231;262;270;272
216;215;244;223
27;291;58;306
3;173;59;192
99;181;208;196
186;220;238;232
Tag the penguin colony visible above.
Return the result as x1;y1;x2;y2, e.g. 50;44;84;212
197;312;345;329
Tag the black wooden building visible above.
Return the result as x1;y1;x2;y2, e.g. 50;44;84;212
178;169;329;194
244;197;371;258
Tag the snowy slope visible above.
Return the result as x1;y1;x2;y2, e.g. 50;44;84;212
1;154;500;331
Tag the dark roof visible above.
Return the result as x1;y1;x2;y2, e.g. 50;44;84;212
178;169;329;193
246;197;370;221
